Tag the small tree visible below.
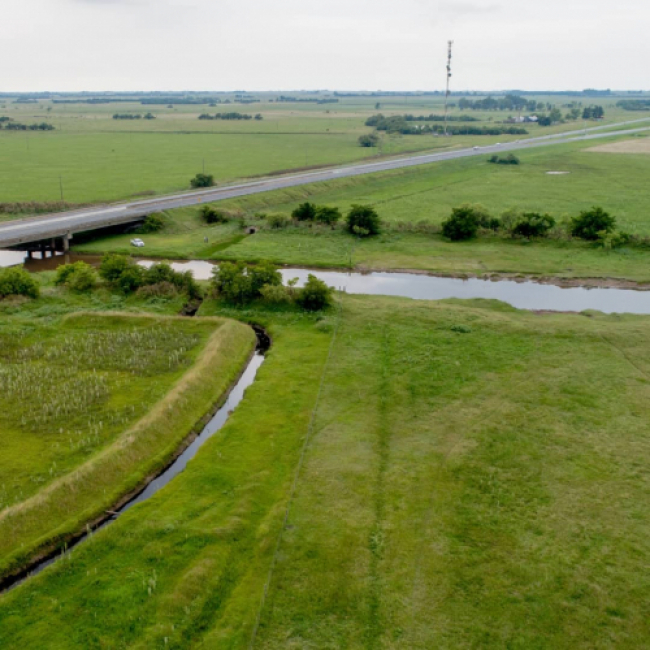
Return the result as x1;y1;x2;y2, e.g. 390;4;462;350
346;204;381;237
315;206;341;225
296;274;332;311
249;261;282;296
190;173;214;188
358;133;379;147
511;212;556;239
571;207;616;240
292;202;317;221
442;205;480;241
211;261;252;305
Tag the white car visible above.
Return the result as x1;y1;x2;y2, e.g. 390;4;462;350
473;146;479;150
130;238;145;248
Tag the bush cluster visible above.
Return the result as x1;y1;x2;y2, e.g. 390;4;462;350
138;213;166;233
0;267;40;299
99;254;202;299
190;173;214;188
211;262;332;311
198;112;259;120
291;202;342;226
1;122;55;131
441;204;621;245
200;205;230;224
363;114;527;136
488;154;520;165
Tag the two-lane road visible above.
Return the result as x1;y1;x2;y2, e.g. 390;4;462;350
1;119;649;249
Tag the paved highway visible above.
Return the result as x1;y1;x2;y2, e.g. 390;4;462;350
1;119;649;249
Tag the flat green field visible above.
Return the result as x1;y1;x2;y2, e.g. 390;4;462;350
2;92;647;204
75;137;650;283
0;291;255;581
2;294;650;647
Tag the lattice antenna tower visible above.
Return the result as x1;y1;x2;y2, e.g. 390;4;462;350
443;40;453;136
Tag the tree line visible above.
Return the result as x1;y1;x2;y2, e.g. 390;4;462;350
362;115;526;136
198;112;262;120
366;114;478;125
112;113;156;120
616;99;650;111
458;95;548;112
0;120;55;131
441;204;623;246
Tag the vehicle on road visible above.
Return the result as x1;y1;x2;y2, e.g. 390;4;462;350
473;146;479;150
130;238;145;247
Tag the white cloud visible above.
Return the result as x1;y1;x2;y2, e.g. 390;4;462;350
0;0;647;91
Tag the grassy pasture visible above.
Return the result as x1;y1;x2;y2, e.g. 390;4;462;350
2;93;647;204
0;301;255;581
75;137;650;282
2;295;650;647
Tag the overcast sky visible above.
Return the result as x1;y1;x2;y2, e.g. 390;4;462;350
2;0;647;92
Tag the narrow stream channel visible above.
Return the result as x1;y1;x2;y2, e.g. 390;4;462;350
1;329;268;594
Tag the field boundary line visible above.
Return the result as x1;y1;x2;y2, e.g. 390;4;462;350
248;296;344;649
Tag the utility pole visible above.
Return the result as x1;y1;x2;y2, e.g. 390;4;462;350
443;40;454;137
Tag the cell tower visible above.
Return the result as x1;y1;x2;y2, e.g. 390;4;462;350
443;40;453;136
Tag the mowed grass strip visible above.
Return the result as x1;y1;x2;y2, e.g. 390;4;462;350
0;312;255;582
2;297;650;647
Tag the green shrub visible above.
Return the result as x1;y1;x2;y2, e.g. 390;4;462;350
571;207;616;240
292;202;317;222
139;213;165;233
200;205;229;224
145;263;202;299
442;205;480;241
346;204;381;237
116;266;146;293
54;263;79;286
511;212;556;238
190;173;214;188
136;281;179;298
260;283;293;304
0;267;39;299
99;253;132;283
296;274;333;311
358;133;379;147
488;154;520;165
54;261;97;292
267;213;291;229
315;206;341;225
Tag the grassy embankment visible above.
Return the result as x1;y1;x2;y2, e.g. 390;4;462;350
2;294;650;647
2;92;645;205
0;288;255;582
76;137;650;283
